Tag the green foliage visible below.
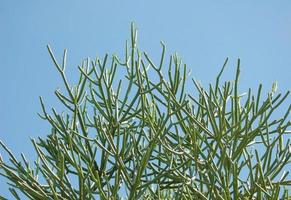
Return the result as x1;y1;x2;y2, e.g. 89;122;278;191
0;23;291;199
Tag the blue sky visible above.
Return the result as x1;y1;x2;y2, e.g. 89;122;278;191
0;1;291;198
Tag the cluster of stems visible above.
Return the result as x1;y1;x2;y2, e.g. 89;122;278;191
0;24;290;199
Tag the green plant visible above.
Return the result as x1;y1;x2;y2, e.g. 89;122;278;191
0;23;290;200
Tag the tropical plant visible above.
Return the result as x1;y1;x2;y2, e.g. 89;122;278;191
0;23;290;200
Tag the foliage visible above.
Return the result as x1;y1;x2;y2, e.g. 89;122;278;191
0;24;291;200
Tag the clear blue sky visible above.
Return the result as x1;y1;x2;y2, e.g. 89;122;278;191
0;1;290;198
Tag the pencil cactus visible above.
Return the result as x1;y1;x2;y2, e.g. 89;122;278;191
0;24;290;200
